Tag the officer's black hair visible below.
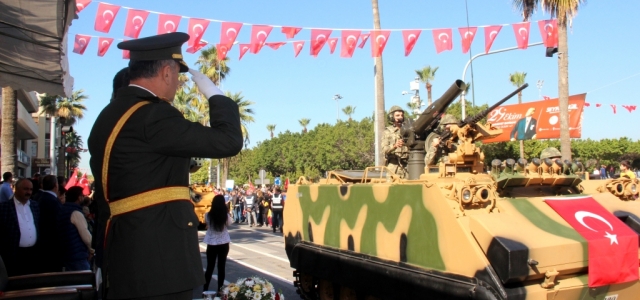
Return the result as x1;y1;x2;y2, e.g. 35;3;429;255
128;59;176;80
42;175;58;191
208;195;229;232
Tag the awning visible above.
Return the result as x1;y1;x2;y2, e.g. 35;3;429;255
0;0;77;97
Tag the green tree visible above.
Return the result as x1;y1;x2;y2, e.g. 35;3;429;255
267;124;276;139
221;91;255;185
196;45;231;85
513;0;587;160
509;71;527;158
64;131;83;176
299;118;311;133
342;105;356;121
415;65;439;105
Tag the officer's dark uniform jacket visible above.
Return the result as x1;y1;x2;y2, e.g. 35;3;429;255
88;86;242;299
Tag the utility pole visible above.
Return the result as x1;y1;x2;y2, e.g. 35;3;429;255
372;0;385;166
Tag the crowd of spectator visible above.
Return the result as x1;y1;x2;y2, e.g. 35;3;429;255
212;185;286;233
0;172;95;277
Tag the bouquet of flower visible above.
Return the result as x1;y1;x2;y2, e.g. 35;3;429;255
220;276;285;300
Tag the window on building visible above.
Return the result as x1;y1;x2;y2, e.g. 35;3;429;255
44;140;50;159
31;142;38;156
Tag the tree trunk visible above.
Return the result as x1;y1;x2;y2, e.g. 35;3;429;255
1;87;17;177
427;82;433;105
222;157;229;187
518;91;524;159
57;128;65;176
557;13;571;160
372;0;386;166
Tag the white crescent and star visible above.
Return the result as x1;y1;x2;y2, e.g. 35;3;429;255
518;28;528;39
164;21;176;32
544;23;554;35
489;30;498;40
329;39;336;46
103;10;114;24
226;28;237;38
407;34;417;42
77;3;85;10
346;35;356;47
256;30;268;40
575;211;618;245
296;43;303;50
376;35;387;46
193;24;204;36
464;31;474;39
242;46;249;52
78;38;87;47
132;16;144;30
315;34;327;43
101;40;110;47
438;33;449;43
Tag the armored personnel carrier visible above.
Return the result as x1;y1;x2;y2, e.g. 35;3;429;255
283;81;640;300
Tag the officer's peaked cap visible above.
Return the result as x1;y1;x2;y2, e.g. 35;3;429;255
118;32;190;72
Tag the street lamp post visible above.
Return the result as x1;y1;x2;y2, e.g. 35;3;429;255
333;94;342;121
461;42;543;119
536;80;544;99
402;77;423;118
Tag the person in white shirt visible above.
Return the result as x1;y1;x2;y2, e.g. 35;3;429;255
203;195;232;294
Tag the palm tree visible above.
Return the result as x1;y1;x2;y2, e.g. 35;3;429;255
415;66;439;105
299;118;311;133
342;105;356;121
513;0;586;160
196;45;231;86
509;71;527;159
267;124;276;139
1;87;17;176
39;90;88;175
222;91;255;184
372;0;386;166
64;131;83;177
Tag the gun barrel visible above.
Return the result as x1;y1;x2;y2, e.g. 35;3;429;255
463;83;529;125
412;80;465;134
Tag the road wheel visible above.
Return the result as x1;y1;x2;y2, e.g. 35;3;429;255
339;286;357;300
318;280;334;300
300;273;314;293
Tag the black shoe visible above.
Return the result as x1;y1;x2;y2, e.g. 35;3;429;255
273;228;276;233
280;228;283;233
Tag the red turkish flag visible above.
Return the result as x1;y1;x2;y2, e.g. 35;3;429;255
79;173;91;196
512;22;530;49
123;49;130;59
458;27;477;54
94;3;120;33
622;105;633;113
217;44;230;61
239;44;251;60
97;37;114;57
282;26;302;39
546;196;638;287
123;9;149;39
483;25;502;53
611;104;617;114
186;40;208;54
293;41;304;57
340;30;361;58
401;30;421;57
187;18;210;48
327;38;338;54
266;42;286;50
284;178;289;190
73;34;91;55
65;169;78;190
538;19;558;47
584;102;591;107
157;14;181;34
310;29;332;56
250;25;273;54
358;33;370;48
432;28;453;53
595;103;601;107
76;0;91;14
370;30;390;57
220;22;243;48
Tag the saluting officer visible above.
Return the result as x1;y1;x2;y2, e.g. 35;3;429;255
88;32;243;300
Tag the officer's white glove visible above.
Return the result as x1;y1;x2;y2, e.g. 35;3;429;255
188;68;223;99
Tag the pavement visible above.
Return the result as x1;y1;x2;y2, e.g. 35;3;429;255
193;221;298;300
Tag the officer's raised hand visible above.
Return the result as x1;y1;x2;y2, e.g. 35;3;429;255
188;68;223;99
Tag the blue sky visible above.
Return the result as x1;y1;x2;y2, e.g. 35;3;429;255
69;0;640;174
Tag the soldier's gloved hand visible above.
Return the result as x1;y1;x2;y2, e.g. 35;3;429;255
188;68;223;99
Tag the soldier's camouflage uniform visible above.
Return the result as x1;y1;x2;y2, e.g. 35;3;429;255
382;125;408;178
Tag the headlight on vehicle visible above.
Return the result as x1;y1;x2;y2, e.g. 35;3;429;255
626;183;638;195
461;188;472;203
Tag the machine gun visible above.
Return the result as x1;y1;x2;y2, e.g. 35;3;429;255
400;80;465;179
435;83;529;150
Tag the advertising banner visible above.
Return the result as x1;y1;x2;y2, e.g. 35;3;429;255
483;94;586;143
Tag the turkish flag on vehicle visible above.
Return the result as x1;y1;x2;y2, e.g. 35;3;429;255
512;22;530;49
186;40;208;54
327;38;338;54
250;25;273;54
341;30;361;58
73;34;91;55
483;25;502;53
220;22;242;48
293;41;304;57
94;3;120;33
239;44;251;60
282;26;302;39
76;0;91;14
266;42;286;50
538;19;558;47
401;30;421;57
545;196;638;287
157;14;181;35
432;28;453;53
458;27;476;54
187;18;210;48
370;30;390;57
217;44;230;61
310;29;332;56
358;33;370;49
97;37;114;57
123;9;149;38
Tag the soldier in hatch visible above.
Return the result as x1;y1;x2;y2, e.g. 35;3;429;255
540;147;562;161
381;106;409;178
425;114;459;166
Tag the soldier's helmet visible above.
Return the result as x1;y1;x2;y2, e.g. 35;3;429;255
389;105;404;114
540;147;562;159
440;114;459;124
